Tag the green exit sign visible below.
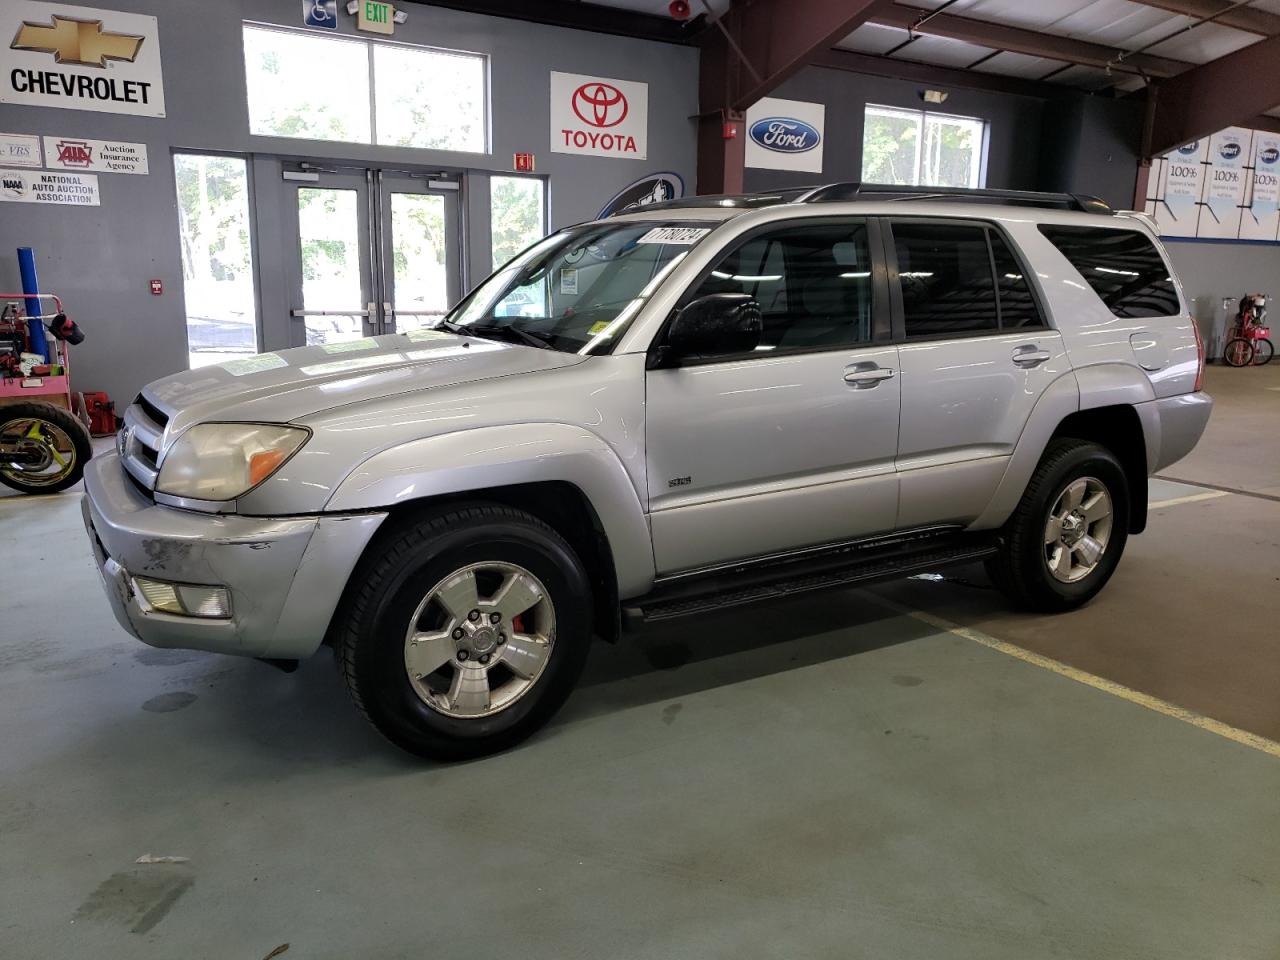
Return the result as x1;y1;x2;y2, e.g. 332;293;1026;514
358;0;394;33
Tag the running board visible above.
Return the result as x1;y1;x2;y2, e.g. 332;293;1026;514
623;532;999;625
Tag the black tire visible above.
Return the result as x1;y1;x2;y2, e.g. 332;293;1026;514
985;439;1130;612
0;401;92;494
1253;338;1273;366
1223;338;1253;367
335;502;593;761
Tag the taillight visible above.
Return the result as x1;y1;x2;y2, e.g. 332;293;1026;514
1191;318;1205;391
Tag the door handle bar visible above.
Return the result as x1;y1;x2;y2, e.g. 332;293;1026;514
1012;348;1052;367
844;367;895;386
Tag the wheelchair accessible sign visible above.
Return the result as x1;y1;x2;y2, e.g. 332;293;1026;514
304;0;338;28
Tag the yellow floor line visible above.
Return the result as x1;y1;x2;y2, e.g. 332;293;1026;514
0;491;83;506
867;594;1280;761
1147;490;1231;509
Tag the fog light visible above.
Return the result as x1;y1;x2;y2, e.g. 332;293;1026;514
133;577;231;619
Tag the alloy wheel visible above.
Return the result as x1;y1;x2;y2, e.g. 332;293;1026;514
1044;477;1114;583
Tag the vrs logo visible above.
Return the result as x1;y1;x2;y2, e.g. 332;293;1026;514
1219;142;1242;161
1261;147;1280;165
749;117;821;153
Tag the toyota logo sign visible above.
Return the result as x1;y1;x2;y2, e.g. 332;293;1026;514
572;82;628;128
551;71;648;160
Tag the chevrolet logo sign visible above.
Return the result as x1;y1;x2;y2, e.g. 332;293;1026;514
12;15;144;68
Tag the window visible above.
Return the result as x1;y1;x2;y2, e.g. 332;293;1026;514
243;24;488;152
989;232;1040;329
892;222;997;336
173;154;259;368
1038;226;1180;319
862;105;986;188
449;220;706;354
689;222;874;352
490;176;546;270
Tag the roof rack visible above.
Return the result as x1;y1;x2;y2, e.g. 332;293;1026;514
608;188;813;216
797;182;1113;214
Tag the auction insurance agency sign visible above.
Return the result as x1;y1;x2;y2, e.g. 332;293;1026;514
551;72;648;160
744;96;825;174
1;1;165;117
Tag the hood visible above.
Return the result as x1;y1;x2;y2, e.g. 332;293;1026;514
143;330;587;436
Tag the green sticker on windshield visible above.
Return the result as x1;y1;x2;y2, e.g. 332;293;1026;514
588;320;611;335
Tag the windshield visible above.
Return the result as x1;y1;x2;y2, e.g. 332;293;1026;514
443;221;715;354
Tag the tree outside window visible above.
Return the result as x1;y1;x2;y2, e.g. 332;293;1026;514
862;105;986;188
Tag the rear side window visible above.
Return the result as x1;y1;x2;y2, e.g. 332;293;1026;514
892;222;998;336
1038;225;1179;318
990;231;1039;329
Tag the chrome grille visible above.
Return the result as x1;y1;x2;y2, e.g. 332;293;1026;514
119;395;168;492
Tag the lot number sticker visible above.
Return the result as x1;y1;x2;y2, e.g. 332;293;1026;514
636;226;709;245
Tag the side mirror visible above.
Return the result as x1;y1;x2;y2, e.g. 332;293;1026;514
656;293;762;366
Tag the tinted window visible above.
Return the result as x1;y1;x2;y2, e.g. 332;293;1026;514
892;222;997;336
990;231;1041;329
690;221;874;352
1039;225;1179;318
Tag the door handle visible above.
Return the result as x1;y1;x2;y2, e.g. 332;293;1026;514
1012;347;1052;367
843;365;895;387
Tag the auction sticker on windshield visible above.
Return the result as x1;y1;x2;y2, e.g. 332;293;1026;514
636;226;709;245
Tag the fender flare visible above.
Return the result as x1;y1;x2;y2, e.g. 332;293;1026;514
971;363;1158;531
324;423;656;597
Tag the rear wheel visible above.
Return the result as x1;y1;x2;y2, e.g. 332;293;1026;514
986;439;1129;612
336;503;593;760
1223;338;1253;367
0;402;92;494
1253;338;1273;366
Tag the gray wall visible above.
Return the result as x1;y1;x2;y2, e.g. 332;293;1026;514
742;65;1046;194
0;0;698;405
1164;240;1280;356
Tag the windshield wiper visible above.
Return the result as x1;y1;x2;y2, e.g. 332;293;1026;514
466;324;556;350
430;319;470;336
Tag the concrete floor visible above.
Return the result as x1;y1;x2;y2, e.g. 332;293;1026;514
1;363;1277;959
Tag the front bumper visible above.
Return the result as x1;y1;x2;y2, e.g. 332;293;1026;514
82;452;385;659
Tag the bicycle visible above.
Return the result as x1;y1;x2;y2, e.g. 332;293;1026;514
1222;293;1273;367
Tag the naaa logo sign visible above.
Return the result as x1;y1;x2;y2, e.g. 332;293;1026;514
2;2;165;117
551;72;648;160
744;96;825;173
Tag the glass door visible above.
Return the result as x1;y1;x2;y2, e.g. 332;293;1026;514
284;166;461;346
289;171;374;345
378;173;461;334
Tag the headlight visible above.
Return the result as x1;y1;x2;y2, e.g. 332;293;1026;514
156;423;309;501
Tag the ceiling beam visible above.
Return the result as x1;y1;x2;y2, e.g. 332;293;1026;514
1148;33;1280;154
870;2;1193;78
698;0;888;193
1246;114;1280;135
412;0;704;45
1123;0;1280;37
810;47;1073;100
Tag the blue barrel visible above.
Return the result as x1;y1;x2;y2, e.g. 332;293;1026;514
17;247;49;360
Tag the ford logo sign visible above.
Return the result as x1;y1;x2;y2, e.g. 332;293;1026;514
749;117;821;154
1262;147;1279;165
1176;141;1199;155
1219;142;1241;160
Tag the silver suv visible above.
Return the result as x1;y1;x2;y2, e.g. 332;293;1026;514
83;184;1213;759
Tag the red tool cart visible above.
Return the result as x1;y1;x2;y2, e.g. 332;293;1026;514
0;292;94;495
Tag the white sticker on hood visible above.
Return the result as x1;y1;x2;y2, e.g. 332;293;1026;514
636;226;710;245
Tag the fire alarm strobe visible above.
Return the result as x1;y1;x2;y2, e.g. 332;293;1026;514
149;279;162;295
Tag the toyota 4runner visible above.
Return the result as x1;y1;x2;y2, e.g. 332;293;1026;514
83;183;1213;759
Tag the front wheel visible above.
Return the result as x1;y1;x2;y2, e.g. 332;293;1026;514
1223;338;1253;367
0;401;92;494
1252;338;1273;366
335;503;593;760
986;439;1130;612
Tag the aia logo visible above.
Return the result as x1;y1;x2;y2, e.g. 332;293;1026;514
1261;147;1279;165
572;82;628;128
56;140;92;167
